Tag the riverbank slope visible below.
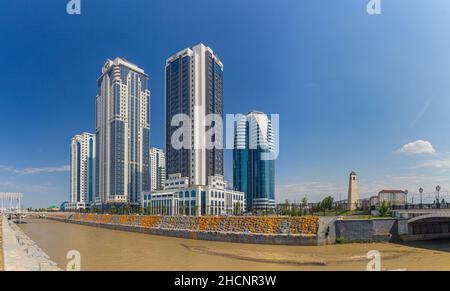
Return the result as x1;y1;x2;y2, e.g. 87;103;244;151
0;217;3;271
1;216;59;271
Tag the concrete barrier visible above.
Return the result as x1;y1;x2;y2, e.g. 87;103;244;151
335;218;398;243
1;216;60;271
47;214;402;245
48;216;322;246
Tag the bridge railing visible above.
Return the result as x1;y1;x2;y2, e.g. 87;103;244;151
391;203;450;210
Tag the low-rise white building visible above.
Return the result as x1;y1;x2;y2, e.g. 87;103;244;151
370;196;379;209
142;175;245;216
63;202;89;212
378;190;407;208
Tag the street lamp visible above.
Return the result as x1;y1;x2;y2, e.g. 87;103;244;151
404;190;409;209
419;187;423;209
436;185;441;208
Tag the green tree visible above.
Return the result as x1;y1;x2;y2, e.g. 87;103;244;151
233;203;240;216
320;196;334;215
124;204;131;215
378;201;391;217
281;199;290;215
301;197;308;215
311;203;321;216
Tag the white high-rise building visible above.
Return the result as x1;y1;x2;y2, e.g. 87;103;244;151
165;43;224;186
70;133;96;205
95;58;151;206
150;147;166;191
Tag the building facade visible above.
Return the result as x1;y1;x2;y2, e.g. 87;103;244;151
62;202;90;212
95;58;151;207
233;111;276;211
150;147;166;191
165;43;224;186
142;175;245;216
70;132;95;208
378;190;407;208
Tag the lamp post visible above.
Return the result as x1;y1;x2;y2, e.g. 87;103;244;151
436;185;441;208
404;190;409;209
419;187;423;209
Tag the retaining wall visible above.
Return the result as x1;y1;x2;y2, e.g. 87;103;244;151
335;218;398;243
47;214;401;245
48;214;323;246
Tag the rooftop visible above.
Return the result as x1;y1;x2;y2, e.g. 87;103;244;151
378;190;407;194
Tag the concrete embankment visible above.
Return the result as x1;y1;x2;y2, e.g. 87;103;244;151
45;214;401;246
48;214;323;246
334;219;399;243
0;217;3;271
1;216;60;271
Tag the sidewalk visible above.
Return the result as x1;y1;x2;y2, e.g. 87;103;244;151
0;216;3;271
1;216;60;271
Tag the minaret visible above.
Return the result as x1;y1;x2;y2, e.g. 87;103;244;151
348;171;359;211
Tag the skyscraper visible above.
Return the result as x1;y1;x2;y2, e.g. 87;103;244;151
70;133;95;205
95;58;150;206
165;43;223;185
150;147;166;191
233;111;275;211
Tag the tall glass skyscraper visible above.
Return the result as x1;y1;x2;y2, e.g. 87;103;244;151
165;43;223;185
70;132;95;205
95;58;150;206
233;111;275;211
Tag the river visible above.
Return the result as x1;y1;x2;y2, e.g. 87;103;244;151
18;218;450;271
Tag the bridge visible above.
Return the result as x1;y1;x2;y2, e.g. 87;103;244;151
0;192;23;214
395;209;450;241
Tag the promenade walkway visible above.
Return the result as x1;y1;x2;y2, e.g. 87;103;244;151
1;216;59;271
1;216;3;271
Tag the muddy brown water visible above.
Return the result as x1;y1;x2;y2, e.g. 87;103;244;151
18;218;450;271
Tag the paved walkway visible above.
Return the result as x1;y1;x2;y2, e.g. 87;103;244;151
1;216;60;271
0;216;3;271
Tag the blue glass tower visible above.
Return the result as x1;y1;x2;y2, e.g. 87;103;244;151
233;112;275;211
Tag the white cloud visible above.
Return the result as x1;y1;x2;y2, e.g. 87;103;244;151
0;165;70;175
412;159;450;169
0;181;14;187
398;140;436;155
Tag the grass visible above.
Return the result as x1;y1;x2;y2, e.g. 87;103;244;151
335;237;347;244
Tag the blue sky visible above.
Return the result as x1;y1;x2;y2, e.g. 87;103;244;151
1;0;450;207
